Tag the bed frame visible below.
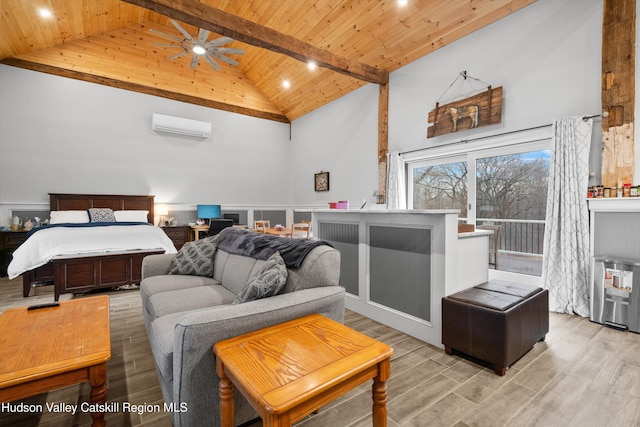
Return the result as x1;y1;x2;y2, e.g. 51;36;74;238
22;193;164;301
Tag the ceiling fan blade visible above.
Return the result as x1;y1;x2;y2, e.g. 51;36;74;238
209;52;239;66
150;28;184;43
170;19;195;43
151;43;187;49
167;50;189;61
190;54;200;69
197;28;210;45
211;47;245;55
204;55;221;71
205;36;235;47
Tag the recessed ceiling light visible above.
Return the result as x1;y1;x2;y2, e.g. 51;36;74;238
308;61;317;71
192;45;206;55
282;79;291;89
397;0;409;6
38;8;52;18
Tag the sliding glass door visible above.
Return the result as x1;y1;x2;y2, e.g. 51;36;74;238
408;140;550;278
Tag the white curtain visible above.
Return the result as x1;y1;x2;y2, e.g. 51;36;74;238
541;116;592;316
387;152;407;209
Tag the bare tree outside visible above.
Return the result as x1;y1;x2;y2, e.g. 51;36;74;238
476;153;549;220
413;161;468;216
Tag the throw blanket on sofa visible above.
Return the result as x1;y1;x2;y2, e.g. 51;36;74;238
217;227;333;269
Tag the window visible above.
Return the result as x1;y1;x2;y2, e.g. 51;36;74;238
408;137;551;277
412;159;467;215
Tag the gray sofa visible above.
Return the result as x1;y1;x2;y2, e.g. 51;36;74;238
140;228;344;427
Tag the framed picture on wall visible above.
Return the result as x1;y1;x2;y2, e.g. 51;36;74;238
314;171;330;191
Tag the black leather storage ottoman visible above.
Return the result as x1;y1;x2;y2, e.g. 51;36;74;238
442;280;549;376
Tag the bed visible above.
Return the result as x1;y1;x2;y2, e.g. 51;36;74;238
11;193;177;301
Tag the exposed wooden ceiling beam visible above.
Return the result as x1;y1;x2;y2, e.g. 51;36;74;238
122;0;389;85
1;58;291;124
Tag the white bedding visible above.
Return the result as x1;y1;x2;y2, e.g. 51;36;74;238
8;224;177;279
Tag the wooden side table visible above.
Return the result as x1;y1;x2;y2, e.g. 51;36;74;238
0;295;111;427
162;225;191;250
214;314;393;427
190;225;209;240
0;230;28;277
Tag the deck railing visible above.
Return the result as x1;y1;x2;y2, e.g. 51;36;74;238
477;218;546;255
458;218;545;276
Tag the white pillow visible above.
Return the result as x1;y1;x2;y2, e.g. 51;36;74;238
49;210;90;224
114;210;149;223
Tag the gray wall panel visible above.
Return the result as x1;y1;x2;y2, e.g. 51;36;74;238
318;221;359;296
369;226;431;321
594;212;640;259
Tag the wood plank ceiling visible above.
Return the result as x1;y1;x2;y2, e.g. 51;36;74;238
0;0;536;123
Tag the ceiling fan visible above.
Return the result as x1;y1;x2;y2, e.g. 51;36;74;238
151;19;245;71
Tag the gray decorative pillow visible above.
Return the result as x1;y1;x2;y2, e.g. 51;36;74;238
169;236;218;277
232;252;288;305
87;208;116;222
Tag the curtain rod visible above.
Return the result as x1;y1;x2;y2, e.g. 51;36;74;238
399;114;601;156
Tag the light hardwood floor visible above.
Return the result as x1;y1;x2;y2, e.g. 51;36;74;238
1;276;640;427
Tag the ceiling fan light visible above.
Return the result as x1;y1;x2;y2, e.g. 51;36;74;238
192;45;206;55
38;8;52;18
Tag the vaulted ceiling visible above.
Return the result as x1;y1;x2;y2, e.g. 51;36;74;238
0;0;536;123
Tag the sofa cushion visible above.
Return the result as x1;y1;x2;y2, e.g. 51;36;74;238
232;252;288;304
148;285;236;319
280;245;341;294
140;275;220;308
215;251;261;295
148;311;187;382
169;236;218;277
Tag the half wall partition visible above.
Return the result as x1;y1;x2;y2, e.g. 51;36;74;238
312;209;490;347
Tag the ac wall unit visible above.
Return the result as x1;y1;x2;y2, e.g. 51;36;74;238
151;113;211;138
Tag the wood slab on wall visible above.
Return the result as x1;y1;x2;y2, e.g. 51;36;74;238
601;0;636;188
427;86;503;138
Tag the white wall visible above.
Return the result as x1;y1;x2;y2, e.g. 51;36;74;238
390;0;602;152
290;0;604;203
0;65;291;224
289;84;380;208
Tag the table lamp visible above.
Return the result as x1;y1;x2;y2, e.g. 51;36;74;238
156;205;169;226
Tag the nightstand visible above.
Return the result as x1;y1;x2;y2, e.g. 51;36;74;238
0;230;29;277
162;226;191;250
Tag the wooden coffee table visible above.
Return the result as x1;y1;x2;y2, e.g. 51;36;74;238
214;314;393;427
0;295;111;427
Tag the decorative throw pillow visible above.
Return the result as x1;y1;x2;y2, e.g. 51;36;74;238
232;252;288;305
87;208;116;223
169;236;218;277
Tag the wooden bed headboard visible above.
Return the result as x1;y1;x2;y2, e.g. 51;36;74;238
49;193;155;223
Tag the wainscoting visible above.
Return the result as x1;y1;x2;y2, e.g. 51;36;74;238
313;209;489;347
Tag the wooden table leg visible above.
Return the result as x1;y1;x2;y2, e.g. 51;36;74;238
372;358;391;427
216;359;234;427
89;363;107;427
264;413;290;426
